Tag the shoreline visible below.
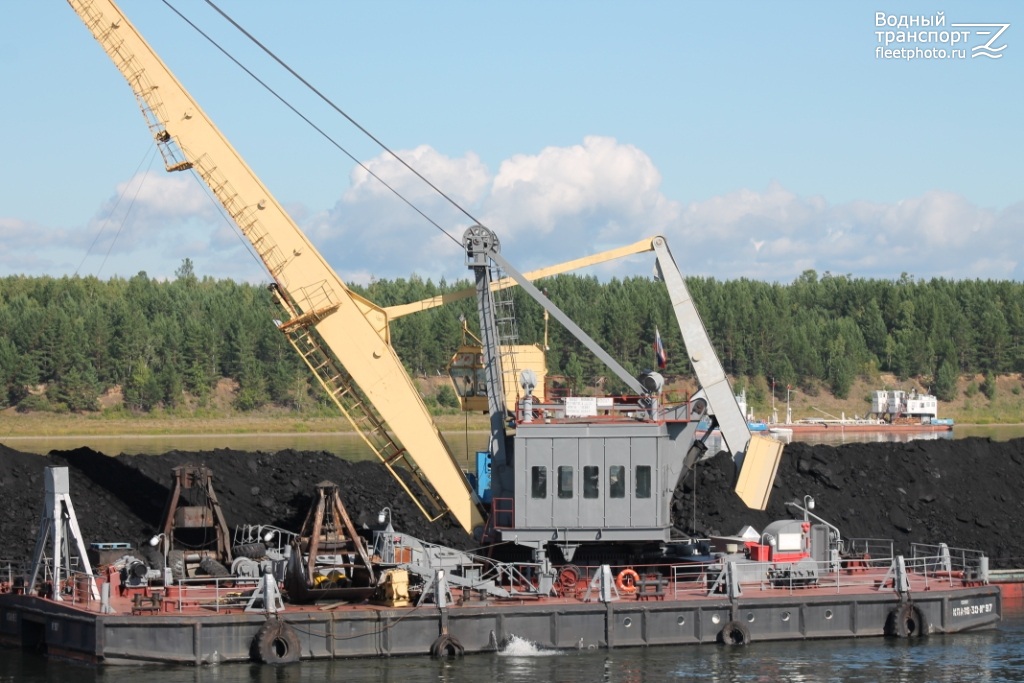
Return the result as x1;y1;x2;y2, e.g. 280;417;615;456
0;412;492;438
1;411;1020;438
0;429;494;441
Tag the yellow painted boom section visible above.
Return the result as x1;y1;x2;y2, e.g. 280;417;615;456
68;0;483;533
385;237;657;320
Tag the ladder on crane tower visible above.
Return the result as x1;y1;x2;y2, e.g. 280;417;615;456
489;263;522;400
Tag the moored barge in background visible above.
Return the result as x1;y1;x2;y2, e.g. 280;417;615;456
734;389;955;440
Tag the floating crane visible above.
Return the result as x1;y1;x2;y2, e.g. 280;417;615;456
67;1;782;559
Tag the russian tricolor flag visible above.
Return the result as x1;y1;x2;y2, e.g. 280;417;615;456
654;327;667;369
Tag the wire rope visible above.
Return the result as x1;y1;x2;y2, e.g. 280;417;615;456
158;0;474;251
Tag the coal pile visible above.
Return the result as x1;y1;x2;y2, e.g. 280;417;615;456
0;444;473;565
672;437;1024;568
1;437;1023;569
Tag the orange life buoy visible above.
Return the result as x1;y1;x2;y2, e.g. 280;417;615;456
615;568;640;594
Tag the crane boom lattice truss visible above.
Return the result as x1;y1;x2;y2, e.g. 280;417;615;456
68;0;484;533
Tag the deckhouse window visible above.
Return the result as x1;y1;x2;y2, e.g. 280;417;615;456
531;466;547;499
583;466;599;499
557;466;574;499
609;465;625;499
635;465;652;499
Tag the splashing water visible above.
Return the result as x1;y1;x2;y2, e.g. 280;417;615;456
499;634;561;657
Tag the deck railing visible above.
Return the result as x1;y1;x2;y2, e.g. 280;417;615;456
41;566;266;614
6;537;990;613
550;542;988;602
159;574;265;613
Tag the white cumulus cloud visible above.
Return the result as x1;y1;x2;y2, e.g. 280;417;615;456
665;187;1015;281
3;141;1020;286
484;136;679;251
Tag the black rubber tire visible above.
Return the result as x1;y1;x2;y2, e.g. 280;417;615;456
234;542;268;559
199;556;230;578
430;633;465;659
885;603;928;638
252;620;301;664
718;620;751;646
167;549;187;582
911;606;929;636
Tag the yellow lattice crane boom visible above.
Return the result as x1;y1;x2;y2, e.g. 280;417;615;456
67;0;485;534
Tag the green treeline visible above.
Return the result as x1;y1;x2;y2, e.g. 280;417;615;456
1;263;1022;413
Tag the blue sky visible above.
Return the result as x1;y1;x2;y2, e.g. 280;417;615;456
1;1;1021;286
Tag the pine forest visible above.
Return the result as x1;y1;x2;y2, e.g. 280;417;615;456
1;261;1021;416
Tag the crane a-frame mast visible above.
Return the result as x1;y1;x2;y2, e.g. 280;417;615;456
67;0;485;534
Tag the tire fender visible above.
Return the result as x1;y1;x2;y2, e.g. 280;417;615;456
430;632;465;658
252;619;301;664
885;603;929;638
718;620;751;646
